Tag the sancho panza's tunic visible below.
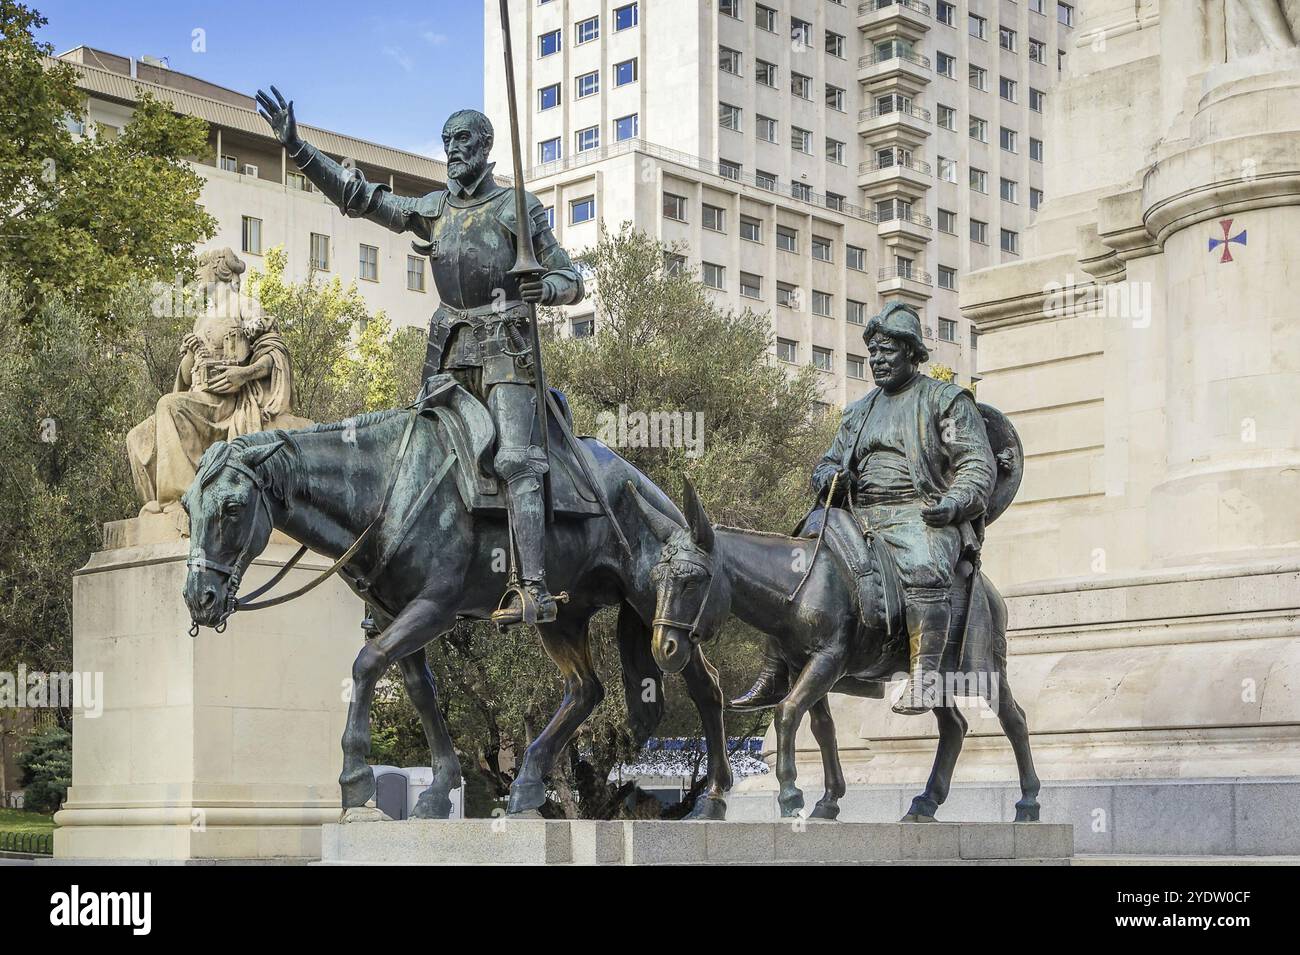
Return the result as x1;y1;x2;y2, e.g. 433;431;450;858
812;374;995;593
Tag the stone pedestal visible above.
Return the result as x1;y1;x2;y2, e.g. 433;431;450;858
53;513;364;860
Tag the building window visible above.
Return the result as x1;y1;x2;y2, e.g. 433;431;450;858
615;58;638;86
936;1;955;27
740;271;762;298
937;104;956;130
407;255;425;292
1001;228;1020;254
970;219;988;244
970;167;988;193
1029;87;1045;112
741;216;762;243
719;46;742;75
615;3;638;31
614;114;638;141
847;246;866;271
576;16;599;43
826;84;845;111
539;137;561;163
1058;2;1074;27
241;215;262;255
310;232;329;270
539;29;561;57
812;291;833;318
969;64;987;90
571;196;596;223
757;115;777;142
938;156;958;183
791;72;812;100
720;159;741;180
999;26;1017;52
939;318;958;342
938;209;957;234
812;346;833;371
664;253;686;276
703;204;726;232
755;169;777;191
1031;187;1044;210
969;14;987;39
825;138;845;164
576;71;600;98
663;193;687;222
776;337;798;362
1030;39;1046;64
719;102;742;131
825;192;845;212
1000;127;1018;152
938;265;957;290
576;125;600;152
776;282;799;308
812;236;832;262
847;354;866;379
791;181;812;202
757;59;777;87
359;243;378;282
1031;0;1046;13
1000;177;1019;203
539;83;561;111
969;116;988;142
720;0;741;18
287;171;310;192
1030;137;1044;161
543;206;555;228
936;51;955;77
776;226;798;253
1000;76;1017;102
847;300;867;325
571;316;595;338
702;262;725;289
756;4;776;32
826;31;845;58
791;126;812;154
220;154;238;172
791;17;813;49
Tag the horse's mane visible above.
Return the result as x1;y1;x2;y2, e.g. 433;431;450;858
714;524;801;543
300;409;406;435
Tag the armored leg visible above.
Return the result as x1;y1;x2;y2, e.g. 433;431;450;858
487;384;558;628
728;637;790;711
891;588;951;716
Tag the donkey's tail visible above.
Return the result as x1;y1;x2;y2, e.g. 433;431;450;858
616;602;664;745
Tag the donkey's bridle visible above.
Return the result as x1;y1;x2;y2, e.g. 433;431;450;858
651;551;722;641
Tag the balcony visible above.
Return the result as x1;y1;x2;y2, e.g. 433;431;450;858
858;156;932;193
877;210;933;244
857;103;931;141
857;0;932;42
876;264;934;299
857;48;931;89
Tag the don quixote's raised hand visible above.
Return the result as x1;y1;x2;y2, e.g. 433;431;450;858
256;86;300;151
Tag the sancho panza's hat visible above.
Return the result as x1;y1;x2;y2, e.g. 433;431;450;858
863;301;929;363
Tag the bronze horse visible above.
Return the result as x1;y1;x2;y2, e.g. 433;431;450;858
180;408;733;820
632;478;1040;824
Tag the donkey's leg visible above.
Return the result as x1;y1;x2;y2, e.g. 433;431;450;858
808;696;846;821
680;648;731;820
339;594;453;817
508;608;603;815
994;670;1042;821
396;647;462;820
774;650;847;818
904;704;968;822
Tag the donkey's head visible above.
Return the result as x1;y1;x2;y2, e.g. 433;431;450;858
181;438;287;630
630;476;726;674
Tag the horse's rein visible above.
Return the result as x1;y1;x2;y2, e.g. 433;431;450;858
787;471;838;602
188;411;422;637
651;551;722;641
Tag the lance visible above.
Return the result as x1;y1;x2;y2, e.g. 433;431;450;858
498;0;554;524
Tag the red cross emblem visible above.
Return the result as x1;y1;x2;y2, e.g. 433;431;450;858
1208;218;1247;263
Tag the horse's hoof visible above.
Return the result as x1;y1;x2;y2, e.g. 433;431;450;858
778;790;805;818
410;791;453;820
339;806;393;824
899;812;937;823
810;801;840;821
685;795;728;820
507;778;547;814
1014;803;1041;822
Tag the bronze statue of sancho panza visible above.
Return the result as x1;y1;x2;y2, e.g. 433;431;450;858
256;88;585;627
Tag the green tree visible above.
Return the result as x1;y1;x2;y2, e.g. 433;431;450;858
16;723;70;813
0;3;216;324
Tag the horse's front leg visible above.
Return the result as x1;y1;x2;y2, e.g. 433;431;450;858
774;650;846;818
397;647;462;819
904;703;967;821
807;696;845;820
680;647;731;820
508;608;602;816
339;593;453;820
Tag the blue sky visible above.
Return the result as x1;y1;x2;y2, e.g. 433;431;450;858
35;0;488;158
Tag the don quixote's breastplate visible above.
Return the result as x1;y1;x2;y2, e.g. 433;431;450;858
425;189;521;310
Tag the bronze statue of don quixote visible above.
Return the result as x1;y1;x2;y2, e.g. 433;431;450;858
179;0;1038;830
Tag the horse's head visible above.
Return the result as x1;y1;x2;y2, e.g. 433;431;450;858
631;476;726;675
181;438;287;631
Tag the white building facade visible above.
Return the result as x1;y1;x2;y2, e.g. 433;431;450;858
485;0;1074;401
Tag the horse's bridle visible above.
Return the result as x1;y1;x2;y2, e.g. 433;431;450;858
651;549;722;642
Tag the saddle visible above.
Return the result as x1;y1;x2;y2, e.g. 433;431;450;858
415;374;605;519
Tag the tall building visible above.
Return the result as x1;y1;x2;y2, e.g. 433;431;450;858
55;46;448;330
485;0;1074;401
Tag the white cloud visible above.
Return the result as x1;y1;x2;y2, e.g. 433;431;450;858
382;46;414;73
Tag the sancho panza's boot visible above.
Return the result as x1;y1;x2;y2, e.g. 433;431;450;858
728;638;790;711
491;446;559;629
891;592;950;716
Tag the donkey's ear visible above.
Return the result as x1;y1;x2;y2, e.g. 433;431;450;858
625;480;680;544
241;440;286;470
682;476;715;553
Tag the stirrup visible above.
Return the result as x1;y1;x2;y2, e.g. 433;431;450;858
491;580;567;629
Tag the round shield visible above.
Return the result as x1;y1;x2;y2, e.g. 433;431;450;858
978;403;1022;525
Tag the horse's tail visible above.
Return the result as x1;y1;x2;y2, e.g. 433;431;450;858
616;602;664;745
